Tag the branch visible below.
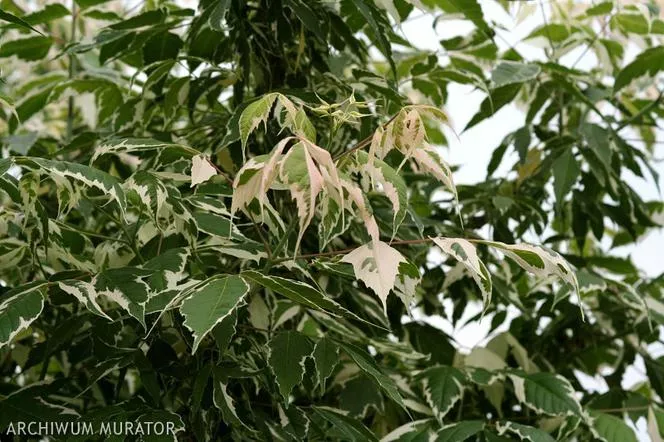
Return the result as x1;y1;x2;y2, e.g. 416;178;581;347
272;237;482;263
333;113;399;162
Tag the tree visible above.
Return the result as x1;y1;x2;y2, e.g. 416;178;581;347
0;0;662;440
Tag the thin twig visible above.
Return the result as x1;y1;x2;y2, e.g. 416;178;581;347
272;237;483;263
333;113;399;161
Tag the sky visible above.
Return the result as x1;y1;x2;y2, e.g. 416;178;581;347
398;2;663;439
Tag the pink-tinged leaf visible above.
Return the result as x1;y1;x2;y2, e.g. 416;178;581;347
341;240;406;313
190;154;217;187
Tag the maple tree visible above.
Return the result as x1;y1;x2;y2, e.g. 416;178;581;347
0;0;663;440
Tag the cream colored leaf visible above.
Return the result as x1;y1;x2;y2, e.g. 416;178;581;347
190;154;217;187
341;240;406;313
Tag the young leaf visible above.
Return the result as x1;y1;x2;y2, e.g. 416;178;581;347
432;237;492;307
180;275;249;354
341;240;407;313
268;331;313;402
239;93;278;150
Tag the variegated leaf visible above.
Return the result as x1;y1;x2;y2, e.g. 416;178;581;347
180;275;249;354
341;240;407;313
268;331;313;402
190;154;218;187
0;282;46;349
433;237;492;307
417;366;466;423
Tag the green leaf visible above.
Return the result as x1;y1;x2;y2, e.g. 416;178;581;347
429;0;490;32
15;157;127;213
510;372;583;416
239;93;278;151
23;4;70;25
491;62;541;88
481;241;580;312
241;271;368;323
350;0;396;78
552;149;580;204
432;237;492;308
213;366;249;429
0;36;52;61
0;283;45;349
312;337;339;390
337;341;405;409
310;406;379;442
180;275;250;354
287;0;325;41
0;10;44;35
495;421;555;442
436;421;485;442
108;9;166;30
614;46;664;91
268;331;314;402
418;365;466;423
591;411;638;442
209;0;231;31
0;385;79;432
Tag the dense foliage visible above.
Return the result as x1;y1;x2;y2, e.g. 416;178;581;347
1;0;663;440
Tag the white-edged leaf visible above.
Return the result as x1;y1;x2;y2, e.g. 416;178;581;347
510;371;583;416
59;267;154;327
433;237;492;307
312;337;340;390
180;275;249;354
212;366;250;429
381;419;436;442
355;151;408;238
268;331;313;402
0;283;46;349
241;270;368;324
590;411;638;442
418;365;466;423
338;341;405;409
495;421;556;442
341;240;407;313
239;94;278;150
482;241;580;313
15;157;127;214
437;420;485;441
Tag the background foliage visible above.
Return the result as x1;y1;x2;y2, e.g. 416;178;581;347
1;0;664;440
